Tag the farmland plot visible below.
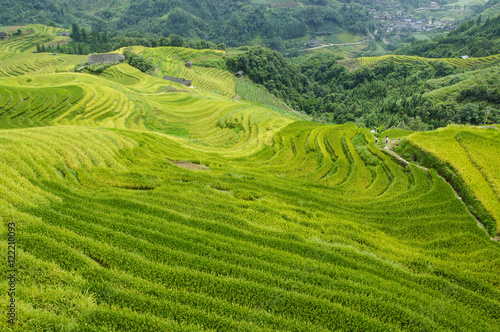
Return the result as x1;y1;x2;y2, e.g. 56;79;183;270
0;26;499;331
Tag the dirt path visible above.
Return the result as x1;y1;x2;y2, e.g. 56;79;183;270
383;143;429;171
302;39;368;51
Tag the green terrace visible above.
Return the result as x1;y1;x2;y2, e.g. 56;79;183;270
0;25;499;331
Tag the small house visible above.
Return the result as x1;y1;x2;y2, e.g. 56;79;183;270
163;75;192;87
309;39;320;47
236;71;244;78
185;61;192;68
462;55;469;60
87;53;125;65
0;32;8;40
59;31;70;37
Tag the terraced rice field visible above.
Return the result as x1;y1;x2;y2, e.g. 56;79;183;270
0;26;499;331
143;47;236;97
358;54;500;69
397;125;500;235
0;25;63;55
422;65;500;103
234;77;295;112
0;53;84;77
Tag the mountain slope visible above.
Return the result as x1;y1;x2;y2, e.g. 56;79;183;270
396;14;500;58
0;0;377;47
0;26;499;331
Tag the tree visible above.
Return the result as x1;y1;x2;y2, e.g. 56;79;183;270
127;52;155;73
169;34;185;47
70;23;81;41
81;28;87;42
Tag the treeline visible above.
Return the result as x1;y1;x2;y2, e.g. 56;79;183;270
227;48;499;129
396;15;500;58
37;24;226;55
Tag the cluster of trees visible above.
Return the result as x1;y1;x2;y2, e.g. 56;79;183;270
124;49;155;74
226;47;317;113
37;24;226;55
396;15;500;58
37;23;113;54
227;48;499;129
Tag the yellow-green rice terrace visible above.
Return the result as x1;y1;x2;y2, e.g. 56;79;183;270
0;26;499;331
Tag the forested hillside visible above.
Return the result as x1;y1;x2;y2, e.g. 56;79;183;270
0;0;377;48
397;14;500;58
227;46;500;129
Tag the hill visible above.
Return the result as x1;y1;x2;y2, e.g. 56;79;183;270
396;14;500;58
357;53;500;69
0;26;500;331
0;0;377;49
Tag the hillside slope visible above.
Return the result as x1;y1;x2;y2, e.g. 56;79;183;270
0;0;376;47
396;125;500;236
0;27;499;331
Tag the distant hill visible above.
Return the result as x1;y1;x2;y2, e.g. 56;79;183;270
0;0;377;48
396;14;500;58
476;0;500;18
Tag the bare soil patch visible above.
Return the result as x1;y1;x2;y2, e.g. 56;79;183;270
167;159;209;171
8;26;22;31
46;38;72;48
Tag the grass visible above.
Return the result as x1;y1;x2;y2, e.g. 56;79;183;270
0;25;499;331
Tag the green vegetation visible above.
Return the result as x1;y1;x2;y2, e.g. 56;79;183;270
358;53;500;69
396;125;500;235
396;15;500;58
382;128;415;139
0;25;499;331
0;0;376;50
235;77;298;113
144;46;236;97
228;48;500;128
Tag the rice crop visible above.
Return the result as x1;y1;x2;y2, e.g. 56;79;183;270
358;54;500;69
397;125;500;235
143;47;236;97
0;26;499;331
